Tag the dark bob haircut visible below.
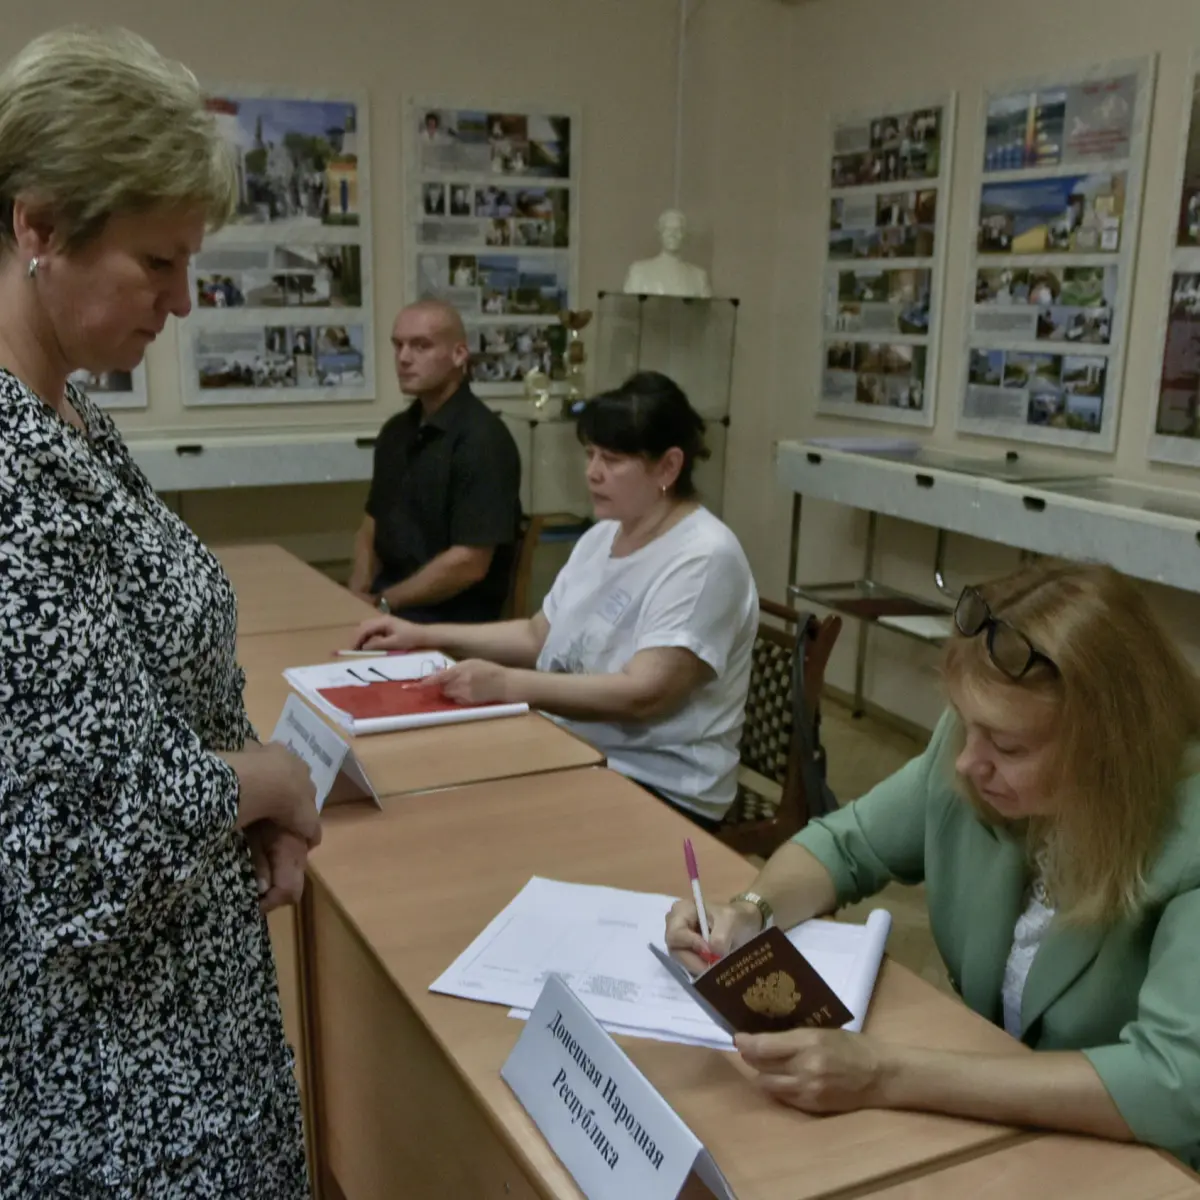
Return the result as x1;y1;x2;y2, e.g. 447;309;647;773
574;371;710;498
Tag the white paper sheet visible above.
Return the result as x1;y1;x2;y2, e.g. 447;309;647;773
282;651;529;736
431;877;892;1048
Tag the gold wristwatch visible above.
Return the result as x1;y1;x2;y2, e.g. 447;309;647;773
730;891;774;930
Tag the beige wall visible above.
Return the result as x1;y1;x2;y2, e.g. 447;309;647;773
688;0;1200;732
11;0;1200;726
6;0;683;549
680;0;792;553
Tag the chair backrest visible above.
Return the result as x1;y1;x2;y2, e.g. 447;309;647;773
719;601;841;858
738;620;797;786
505;514;544;619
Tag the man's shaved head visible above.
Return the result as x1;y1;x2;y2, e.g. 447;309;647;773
403;298;467;343
391;299;470;404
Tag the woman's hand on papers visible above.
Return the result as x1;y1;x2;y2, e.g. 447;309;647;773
664;897;763;974
353;615;430;652
427;659;513;705
245;822;309;913
735;1028;883;1113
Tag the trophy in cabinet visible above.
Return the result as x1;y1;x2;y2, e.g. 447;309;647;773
523;367;553;410
559;308;593;408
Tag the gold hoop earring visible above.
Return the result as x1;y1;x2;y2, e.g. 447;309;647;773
26;256;39;279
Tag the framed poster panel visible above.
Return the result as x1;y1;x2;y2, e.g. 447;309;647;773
179;88;375;408
404;99;580;397
957;57;1155;452
1149;58;1200;467
69;365;148;411
818;95;956;428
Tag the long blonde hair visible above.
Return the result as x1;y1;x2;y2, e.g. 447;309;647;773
941;560;1200;924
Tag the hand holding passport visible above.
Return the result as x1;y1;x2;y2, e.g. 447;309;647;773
652;927;852;1037
660;841;853;1037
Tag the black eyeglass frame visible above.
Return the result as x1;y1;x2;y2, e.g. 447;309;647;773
953;586;1058;681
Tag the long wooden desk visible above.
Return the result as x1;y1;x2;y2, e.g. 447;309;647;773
233;621;604;1187
237;624;604;795
215;542;374;635
867;1135;1200;1199
221;543;1186;1197
303;767;1029;1200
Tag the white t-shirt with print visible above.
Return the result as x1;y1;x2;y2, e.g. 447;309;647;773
537;508;758;820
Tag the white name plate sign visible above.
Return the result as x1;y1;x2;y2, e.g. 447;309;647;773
502;974;734;1200
269;693;380;813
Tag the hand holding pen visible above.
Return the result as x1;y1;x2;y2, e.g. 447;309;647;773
684;838;720;966
665;838;764;974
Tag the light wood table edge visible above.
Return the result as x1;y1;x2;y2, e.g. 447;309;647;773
299;859;1036;1200
296;761;605;1198
813;1131;1040;1200
375;757;609;803
540;720;607;765
303;871;575;1200
1157;1149;1200;1183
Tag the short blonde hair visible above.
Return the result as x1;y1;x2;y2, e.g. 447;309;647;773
942;560;1200;924
0;26;235;252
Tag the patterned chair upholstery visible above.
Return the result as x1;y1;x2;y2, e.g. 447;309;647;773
717;599;842;858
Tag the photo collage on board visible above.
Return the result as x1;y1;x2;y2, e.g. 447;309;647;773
1154;70;1200;455
412;107;575;389
184;93;373;406
962;70;1143;443
67;367;148;411
822;103;945;422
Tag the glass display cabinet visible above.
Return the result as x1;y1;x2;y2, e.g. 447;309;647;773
593;291;739;420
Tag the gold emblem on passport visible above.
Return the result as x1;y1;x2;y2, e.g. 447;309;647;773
743;970;801;1017
691;926;853;1034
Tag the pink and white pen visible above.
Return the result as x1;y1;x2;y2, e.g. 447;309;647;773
684;838;711;945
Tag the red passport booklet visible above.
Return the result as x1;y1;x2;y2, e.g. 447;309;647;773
651;926;852;1036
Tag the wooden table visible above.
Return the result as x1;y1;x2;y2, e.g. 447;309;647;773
223;544;1186;1197
235;618;604;1191
214;542;374;635
302;767;1030;1200
236;624;605;795
868;1135;1200;1199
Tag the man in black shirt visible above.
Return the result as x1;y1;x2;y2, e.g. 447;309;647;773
349;300;521;623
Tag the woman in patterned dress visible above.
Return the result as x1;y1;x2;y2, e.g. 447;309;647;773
0;28;320;1197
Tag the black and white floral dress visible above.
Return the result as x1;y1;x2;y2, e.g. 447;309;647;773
0;371;308;1198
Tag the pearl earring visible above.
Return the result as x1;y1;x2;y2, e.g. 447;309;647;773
26;256;39;279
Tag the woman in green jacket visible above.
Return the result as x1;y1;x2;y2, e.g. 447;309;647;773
666;560;1200;1167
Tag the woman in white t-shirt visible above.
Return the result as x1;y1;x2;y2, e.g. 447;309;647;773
352;371;759;828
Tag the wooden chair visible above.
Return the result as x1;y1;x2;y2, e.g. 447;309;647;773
504;513;590;619
716;599;843;859
505;514;543;620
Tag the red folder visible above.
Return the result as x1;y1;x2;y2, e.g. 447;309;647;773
317;679;502;721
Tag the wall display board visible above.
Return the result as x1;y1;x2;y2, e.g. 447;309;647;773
180;89;375;408
958;58;1155;452
819;96;956;428
1150;60;1200;467
405;99;580;395
69;366;148;411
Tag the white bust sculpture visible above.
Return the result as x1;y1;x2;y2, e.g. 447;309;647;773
623;209;712;298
